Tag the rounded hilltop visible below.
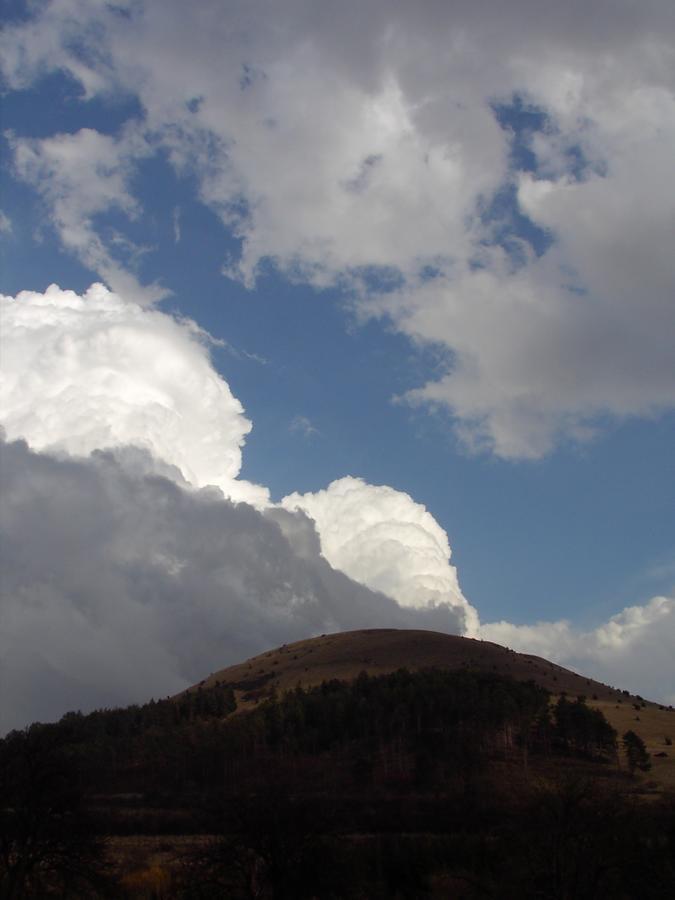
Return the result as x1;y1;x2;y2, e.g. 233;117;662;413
184;628;675;788
186;628;626;706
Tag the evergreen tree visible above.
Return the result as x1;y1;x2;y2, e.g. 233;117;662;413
622;730;651;775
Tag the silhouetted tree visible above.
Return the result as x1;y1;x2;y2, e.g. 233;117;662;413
622;730;651;775
0;727;109;898
553;695;617;759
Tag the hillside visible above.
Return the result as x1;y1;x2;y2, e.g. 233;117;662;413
188;628;626;701
188;628;675;788
4;628;675;898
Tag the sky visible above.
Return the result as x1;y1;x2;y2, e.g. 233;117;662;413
1;0;674;732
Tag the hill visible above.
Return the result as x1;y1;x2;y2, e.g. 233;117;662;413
3;629;675;897
187;628;675;788
188;627;627;701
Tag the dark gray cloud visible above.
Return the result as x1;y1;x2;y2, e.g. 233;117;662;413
0;437;464;733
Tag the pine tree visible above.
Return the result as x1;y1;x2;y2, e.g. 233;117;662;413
622;729;651;775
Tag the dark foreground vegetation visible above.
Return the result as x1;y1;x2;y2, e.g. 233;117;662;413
2;669;674;898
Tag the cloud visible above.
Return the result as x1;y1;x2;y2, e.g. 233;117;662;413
282;477;479;635
0;436;465;733
2;1;675;718
289;415;319;438
2;426;672;731
481;595;675;706
3;0;675;455
371;230;675;458
0;283;268;506
0;284;469;730
0;281;673;721
8;127;165;306
0;211;12;235
0;282;473;619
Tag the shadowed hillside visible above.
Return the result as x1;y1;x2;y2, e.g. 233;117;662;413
187;628;675;788
3;629;674;897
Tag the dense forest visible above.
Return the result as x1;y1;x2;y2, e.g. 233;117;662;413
2;669;674;898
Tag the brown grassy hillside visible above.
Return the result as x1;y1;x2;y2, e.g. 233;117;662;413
186;628;675;789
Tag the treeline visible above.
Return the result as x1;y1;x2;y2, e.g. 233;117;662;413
235;671;620;780
2;669;674;898
2;670;620;799
53;681;237;744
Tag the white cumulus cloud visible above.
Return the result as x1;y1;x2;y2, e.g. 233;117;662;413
481;596;675;705
282;477;479;635
0;280;673;723
0;285;471;732
0;283;268;506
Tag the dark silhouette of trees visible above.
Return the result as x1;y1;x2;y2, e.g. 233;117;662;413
180;790;345;900
505;776;675;900
552;695;617;759
1;669;611;803
622;729;651;775
0;727;109;898
5;667;669;897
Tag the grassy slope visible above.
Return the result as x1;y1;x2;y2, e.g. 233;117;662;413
186;628;675;789
594;699;675;789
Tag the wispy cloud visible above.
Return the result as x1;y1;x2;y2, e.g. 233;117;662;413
289;415;319;438
172;205;181;243
8;126;166;306
0;210;12;235
644;556;675;586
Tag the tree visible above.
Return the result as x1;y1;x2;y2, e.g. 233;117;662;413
0;727;109;898
553;695;617;759
622;730;651;775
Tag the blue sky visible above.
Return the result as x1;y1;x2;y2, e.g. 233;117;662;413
1;1;674;724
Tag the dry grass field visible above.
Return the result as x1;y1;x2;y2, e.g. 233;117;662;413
186;628;675;790
595;699;675;789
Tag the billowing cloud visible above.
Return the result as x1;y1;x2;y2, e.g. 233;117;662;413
1;279;673;727
481;596;675;706
0;436;465;734
0;281;473;620
1;0;674;723
1;280;673;724
0;285;471;731
2;0;675;455
0;283;268;506
282;477;479;634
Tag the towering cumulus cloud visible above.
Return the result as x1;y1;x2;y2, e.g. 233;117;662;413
0;284;268;506
282;478;479;634
0;285;470;732
0;435;465;734
1;1;674;726
1;282;674;728
1;283;674;729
